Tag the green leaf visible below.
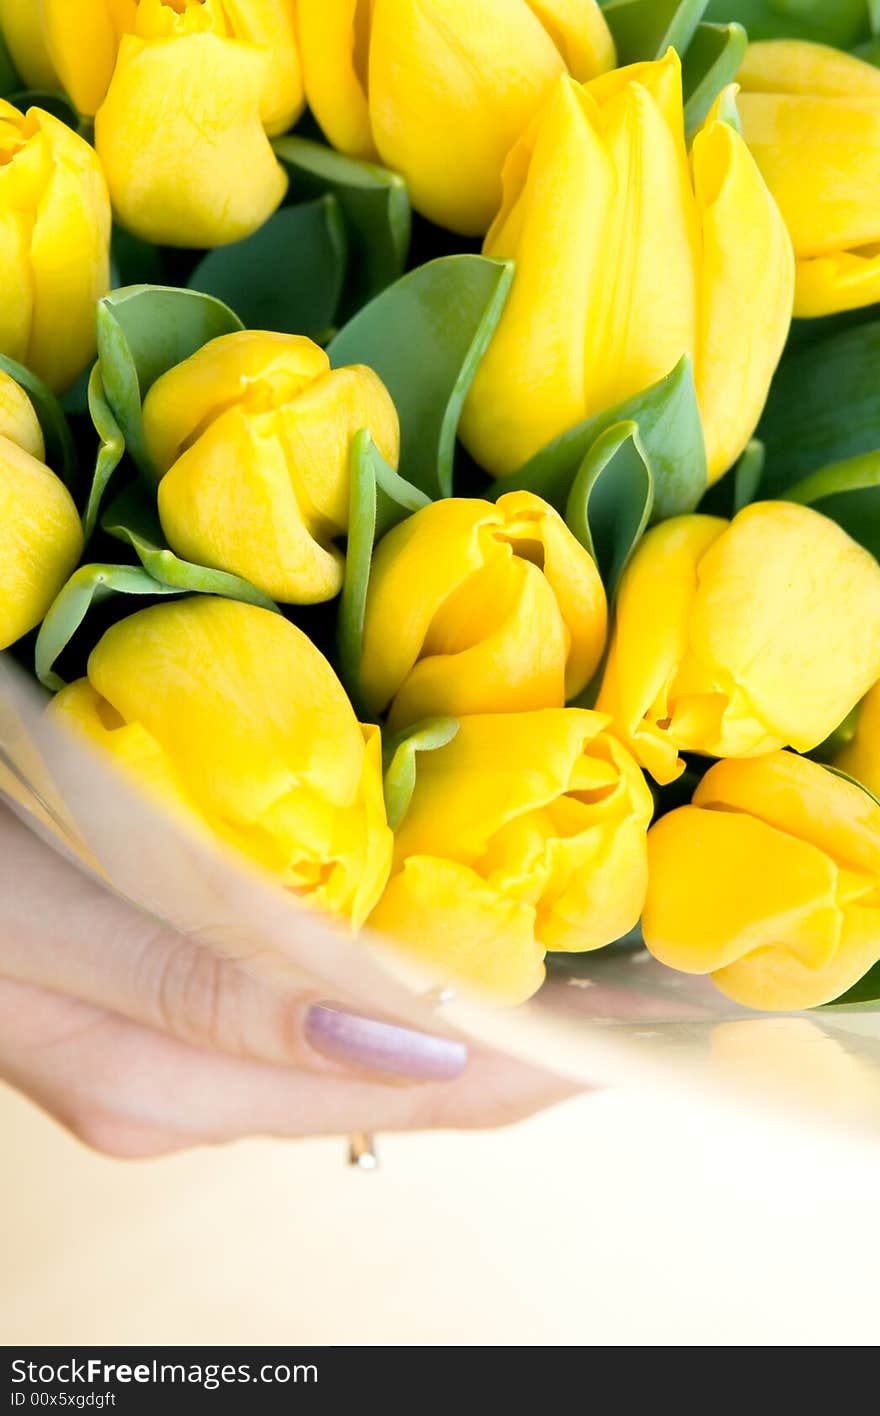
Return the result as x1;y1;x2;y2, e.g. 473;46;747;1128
188;197;347;341
102;505;279;612
782;450;880;558
683;23;748;136
703;0;872;47
0;353;76;488
34;563;179;692
494;355;707;520
565;422;654;599
274;136;410;318
758;321;880;496
382;717;460;830
602;0;709;64
337;429;431;710
82;365;125;542
96;284;244;477
328;254;514;499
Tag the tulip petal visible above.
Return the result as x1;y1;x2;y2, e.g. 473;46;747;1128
525;0;616;79
157;405;344;605
643;803;843;975
40;0;137;116
714;904;880;1012
0;369;43;461
691;103;794;483
0;435;84;651
297;0;377;159
794;245;880;319
369;0;567;235
738;39;880;99
695;751;880;881
220;0;305;135
689;501;880;753
370;856;546;1006
94;32;287;248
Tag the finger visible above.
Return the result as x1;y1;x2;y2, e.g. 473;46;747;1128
0;803;467;1081
0;975;582;1156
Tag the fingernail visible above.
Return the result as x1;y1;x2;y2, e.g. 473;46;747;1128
304;1001;468;1083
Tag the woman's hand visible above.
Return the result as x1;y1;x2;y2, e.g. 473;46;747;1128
0;802;578;1157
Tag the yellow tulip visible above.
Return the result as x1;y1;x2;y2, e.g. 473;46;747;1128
738;40;880;317
597;502;880;786
93;1;291;247
297;0;615;235
643;752;880;1011
49;597;393;927
360;491;607;732
0;370;83;651
142;331;400;605
0;101;110;393
835;682;880;800
460;53;794;485
0;1;60;88
40;0;302;132
370;708;653;1003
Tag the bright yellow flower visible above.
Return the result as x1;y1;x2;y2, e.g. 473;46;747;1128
643;752;880;1011
370;708;653;1003
360;491;607;732
93;1;293;246
142;331;400;605
460;53;794;484
40;0;302;132
49;597;393;927
597;502;880;785
297;0;615;235
835;682;880;800
738;40;880;316
0;370;83;651
0;101;110;392
0;1;60;88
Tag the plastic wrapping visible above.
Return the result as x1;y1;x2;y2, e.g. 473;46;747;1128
4;649;880;1138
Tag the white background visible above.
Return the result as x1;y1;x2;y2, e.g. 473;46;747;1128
2;1076;879;1346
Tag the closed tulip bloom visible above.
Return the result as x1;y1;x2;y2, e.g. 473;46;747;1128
360;491;607;732
142;331;400;605
0;101;110;392
297;0;615;235
643;752;880;1011
0;1;60;88
460;53;794;484
597;502;880;786
0;371;83;651
738;40;880;316
49;598;392;926
41;0;302;132
835;682;880;799
370;709;653;1003
94;0;290;246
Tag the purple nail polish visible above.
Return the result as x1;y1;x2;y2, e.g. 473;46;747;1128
305;1002;468;1083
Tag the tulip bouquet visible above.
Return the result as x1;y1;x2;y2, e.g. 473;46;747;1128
4;0;880;1029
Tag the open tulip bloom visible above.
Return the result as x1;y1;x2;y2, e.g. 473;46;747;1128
6;0;880;1041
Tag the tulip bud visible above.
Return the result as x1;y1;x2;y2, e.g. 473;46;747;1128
142;331;400;605
41;0;303;132
93;1;291;246
738;40;880;316
835;682;880;799
643;752;880;1011
460;52;794;485
297;0;615;235
49;597;393;927
370;708;653;1004
0;1;60;88
0;370;83;651
359;491;607;732
0;101;111;392
597;502;880;785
